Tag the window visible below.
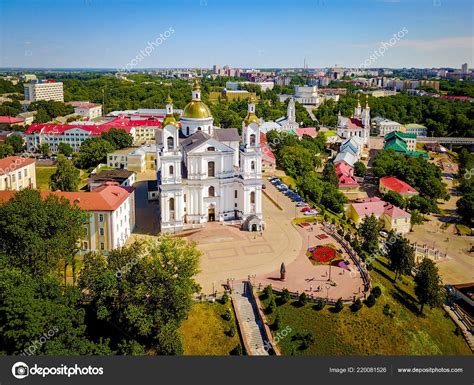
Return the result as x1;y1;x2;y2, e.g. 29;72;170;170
234;190;237;199
99;214;104;222
184;194;187;203
169;165;174;175
207;146;215;152
167;136;174;150
169;198;175;220
99;228;104;236
208;186;215;197
250;191;255;204
83;241;88;250
249;134;256;146
100;242;105;250
24;169;28;177
197;126;202;131
186;127;190;136
208;161;215;177
251;161;255;171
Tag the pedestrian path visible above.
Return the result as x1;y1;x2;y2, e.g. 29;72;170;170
231;282;269;355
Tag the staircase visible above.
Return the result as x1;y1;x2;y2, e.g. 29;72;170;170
232;282;269;355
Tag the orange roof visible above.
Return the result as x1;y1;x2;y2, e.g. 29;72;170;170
0;185;134;211
0;156;36;176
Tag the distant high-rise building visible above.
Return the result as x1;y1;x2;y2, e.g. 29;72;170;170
24;80;64;102
461;63;468;74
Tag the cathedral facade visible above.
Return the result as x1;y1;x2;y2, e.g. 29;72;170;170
157;82;264;233
336;95;371;146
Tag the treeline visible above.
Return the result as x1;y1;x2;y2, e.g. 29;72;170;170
0;189;201;355
457;148;474;226
266;130;347;213
315;93;474;137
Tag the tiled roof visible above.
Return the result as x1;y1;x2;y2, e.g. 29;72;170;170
295;127;317;138
351;197;410;220
0;116;23;124
0;156;35;175
0;185;133;211
213;128;240;142
380;176;418;195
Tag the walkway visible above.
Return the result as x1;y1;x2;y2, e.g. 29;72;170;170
231;282;269;356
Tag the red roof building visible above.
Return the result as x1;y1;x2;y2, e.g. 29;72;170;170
379;176;418;196
0;116;24;125
335;160;359;189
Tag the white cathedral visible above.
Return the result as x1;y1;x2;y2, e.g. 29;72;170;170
336;95;371;146
156;81;264;233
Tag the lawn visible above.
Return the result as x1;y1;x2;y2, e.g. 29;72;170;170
180;300;242;355
36;166;90;191
260;257;470;355
280;175;296;189
35;166;57;190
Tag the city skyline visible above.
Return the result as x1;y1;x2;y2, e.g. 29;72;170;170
0;0;473;69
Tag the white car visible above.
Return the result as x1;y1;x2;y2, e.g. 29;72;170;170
304;210;317;216
296;202;308;207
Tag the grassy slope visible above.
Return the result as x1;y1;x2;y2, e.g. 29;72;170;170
180;301;242;355
36;166;89;191
261;257;470;355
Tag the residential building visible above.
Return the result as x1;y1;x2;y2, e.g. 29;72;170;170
461;63;468;74
335;161;359;190
88;169;136;191
347;197;411;234
405;123;428;137
157;83;264;233
0;116;24;127
0;156;36;191
16;111;37;125
67;102;102;120
379;176;418;197
24;80;64;102
107;144;157;173
0;185;135;254
374;118;403;137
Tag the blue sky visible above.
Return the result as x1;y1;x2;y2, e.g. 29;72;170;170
0;0;472;69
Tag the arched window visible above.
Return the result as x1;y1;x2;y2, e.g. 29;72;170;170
207;146;215;152
208;161;215;177
167;136;174;150
169;198;175;220
197;126;202;131
249;134;256;147
208;186;215;197
251;161;255;171
169;165;174;175
250;191;255;204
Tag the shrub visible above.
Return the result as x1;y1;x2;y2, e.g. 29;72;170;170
293;332;315;350
344;233;351;242
267;297;277;314
334;298;344;312
314;299;326;310
221;292;229;304
365;294;376;308
454;326;462;336
383;303;391;316
228;325;236;337
273;312;281;330
281;288;291;303
337;228;344;236
372;286;382;299
223;308;232;321
230;344;242;355
299;292;308;306
264;285;273;299
351;298;362;312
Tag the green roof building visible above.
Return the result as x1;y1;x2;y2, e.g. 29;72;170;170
384;131;429;158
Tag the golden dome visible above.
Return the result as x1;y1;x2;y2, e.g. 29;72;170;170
244;112;260;126
162;115;178;127
182;100;212;119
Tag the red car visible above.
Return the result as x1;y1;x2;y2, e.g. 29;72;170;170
301;207;312;212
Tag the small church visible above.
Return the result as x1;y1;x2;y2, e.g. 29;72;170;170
336;95;371;147
156;81;264;233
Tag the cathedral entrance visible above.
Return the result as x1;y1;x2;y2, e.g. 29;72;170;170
208;207;215;222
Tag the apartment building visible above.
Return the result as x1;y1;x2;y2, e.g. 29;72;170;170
0;156;36;191
24;80;64;102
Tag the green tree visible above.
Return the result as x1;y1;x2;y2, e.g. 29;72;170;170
39;142;50;157
414;259;443;314
58;142;74;157
383;190;406;208
78;236;201;354
456;191;474;226
75;137;114;169
0;143;14;159
334;298;344;312
0;269;112;355
387;234;415;281
279;146;315;179
353;161;367;177
358;214;381;255
322;162;338;186
49;154;81;192
320;182;346;213
5;134;23;153
0;189;86;276
101;128;133;149
407;195;438;214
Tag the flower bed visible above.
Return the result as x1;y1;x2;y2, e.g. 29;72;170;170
308;244;341;264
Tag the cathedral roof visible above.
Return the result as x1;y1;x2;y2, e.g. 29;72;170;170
181;131;211;151
182;100;212;119
213;128;240;142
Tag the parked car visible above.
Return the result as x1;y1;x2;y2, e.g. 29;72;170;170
304;210;318;216
296;202;308;207
379;231;388;238
301;206;312;212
